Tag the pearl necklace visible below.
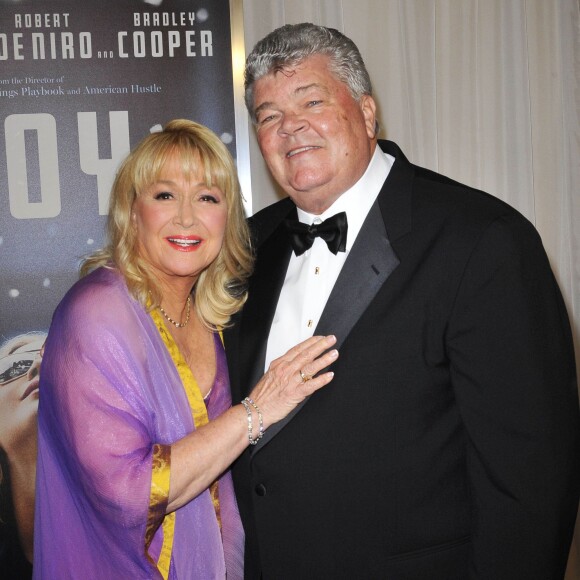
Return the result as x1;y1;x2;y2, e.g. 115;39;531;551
159;295;191;328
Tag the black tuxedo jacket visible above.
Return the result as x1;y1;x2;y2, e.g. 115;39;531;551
224;141;580;579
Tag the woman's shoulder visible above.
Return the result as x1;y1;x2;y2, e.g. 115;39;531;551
62;266;127;305
53;267;139;330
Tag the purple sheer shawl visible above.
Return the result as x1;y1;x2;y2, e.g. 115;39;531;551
33;267;243;578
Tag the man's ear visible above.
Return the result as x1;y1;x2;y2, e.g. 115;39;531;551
360;95;378;139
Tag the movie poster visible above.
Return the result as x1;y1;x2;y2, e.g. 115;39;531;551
0;1;239;575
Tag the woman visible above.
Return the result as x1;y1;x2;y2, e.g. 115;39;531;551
33;120;338;578
0;332;45;579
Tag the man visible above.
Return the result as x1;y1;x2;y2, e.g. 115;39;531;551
224;23;580;579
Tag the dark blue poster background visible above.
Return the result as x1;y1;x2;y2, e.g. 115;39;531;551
0;1;237;576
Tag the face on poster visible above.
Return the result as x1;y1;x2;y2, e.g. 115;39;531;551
0;0;237;339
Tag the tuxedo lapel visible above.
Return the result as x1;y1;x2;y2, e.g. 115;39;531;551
315;200;399;348
251;201;400;455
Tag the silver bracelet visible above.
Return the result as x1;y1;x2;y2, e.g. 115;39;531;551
241;397;264;445
245;397;264;441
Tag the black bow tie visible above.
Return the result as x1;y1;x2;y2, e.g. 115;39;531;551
285;212;348;256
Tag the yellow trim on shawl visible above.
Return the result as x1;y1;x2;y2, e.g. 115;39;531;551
147;443;173;579
154;312;210;428
147;308;222;578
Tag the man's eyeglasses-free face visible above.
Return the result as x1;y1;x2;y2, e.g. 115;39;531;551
0;349;42;384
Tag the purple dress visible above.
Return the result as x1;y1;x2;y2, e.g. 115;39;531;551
33;267;244;579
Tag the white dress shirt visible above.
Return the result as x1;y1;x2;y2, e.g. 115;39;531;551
264;146;394;371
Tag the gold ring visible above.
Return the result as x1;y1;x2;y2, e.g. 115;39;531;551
300;369;312;383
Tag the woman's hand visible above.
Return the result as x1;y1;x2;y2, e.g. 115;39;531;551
248;335;338;429
168;335;337;511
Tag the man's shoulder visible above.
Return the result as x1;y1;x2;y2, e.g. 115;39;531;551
414;164;531;230
382;140;532;228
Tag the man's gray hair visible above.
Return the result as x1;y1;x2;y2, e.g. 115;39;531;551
244;23;373;123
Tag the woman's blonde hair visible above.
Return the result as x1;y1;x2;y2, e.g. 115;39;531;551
81;119;253;329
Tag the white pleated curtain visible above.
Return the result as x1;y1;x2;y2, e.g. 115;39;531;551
241;0;580;575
